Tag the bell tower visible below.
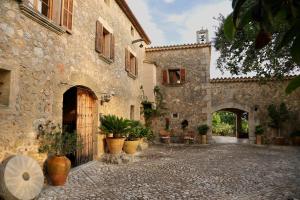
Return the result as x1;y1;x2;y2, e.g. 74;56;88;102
196;29;209;44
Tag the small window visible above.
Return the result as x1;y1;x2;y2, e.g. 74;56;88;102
162;68;186;85
130;105;135;120
0;69;11;106
27;0;52;19
95;21;115;61
169;69;181;84
125;48;138;78
172;113;179;119
62;0;74;31
131;26;134;37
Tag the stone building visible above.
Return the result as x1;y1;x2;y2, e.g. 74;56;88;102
0;0;299;166
0;0;151;165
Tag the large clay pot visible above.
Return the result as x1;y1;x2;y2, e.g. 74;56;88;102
123;140;140;154
47;156;71;186
256;135;263;145
106;138;125;154
201;135;207;144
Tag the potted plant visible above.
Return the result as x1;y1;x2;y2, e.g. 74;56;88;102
123;120;143;155
38;121;82;186
290;130;300;146
255;125;264;145
100;115;130;154
159;118;171;143
197;124;209;144
268;103;290;145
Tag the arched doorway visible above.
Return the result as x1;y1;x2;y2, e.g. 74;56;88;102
62;86;98;167
209;103;255;144
211;108;249;144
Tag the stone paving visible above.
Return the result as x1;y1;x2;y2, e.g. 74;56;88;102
38;144;300;200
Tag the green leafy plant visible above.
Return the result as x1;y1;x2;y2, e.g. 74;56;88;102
197;124;209;135
127;120;154;141
255;125;264;135
38;121;82;156
290;130;300;138
268;103;290;137
100;115;130;138
220;0;300;94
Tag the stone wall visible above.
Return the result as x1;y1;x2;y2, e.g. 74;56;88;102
145;45;211;138
209;78;300;143
0;0;146;162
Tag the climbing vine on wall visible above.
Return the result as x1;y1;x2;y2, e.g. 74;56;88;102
141;86;166;127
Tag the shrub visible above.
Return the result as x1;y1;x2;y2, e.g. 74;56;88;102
290;130;300;137
38;121;82;156
212;123;235;136
255;125;264;135
197;124;209;135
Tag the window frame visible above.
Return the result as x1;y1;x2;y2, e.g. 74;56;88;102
95;20;115;63
162;68;186;86
125;48;138;78
27;0;53;19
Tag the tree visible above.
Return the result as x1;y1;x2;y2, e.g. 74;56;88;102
217;0;300;93
267;103;290;137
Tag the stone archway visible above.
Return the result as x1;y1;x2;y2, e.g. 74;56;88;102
62;85;98;167
208;103;255;144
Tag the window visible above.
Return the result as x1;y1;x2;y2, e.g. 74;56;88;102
0;69;11;106
27;0;52;19
62;0;73;31
95;21;115;61
162;68;186;85
125;48;138;77
172;113;179;119
22;0;73;33
130;105;135;120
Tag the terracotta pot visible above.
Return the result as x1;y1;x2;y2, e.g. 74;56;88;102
201;135;207;144
292;136;300;146
106;137;125;154
123;140;140;154
256;135;263;145
47;156;71;186
274;137;285;145
160;136;170;144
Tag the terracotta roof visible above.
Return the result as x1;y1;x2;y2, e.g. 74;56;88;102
210;75;297;83
146;43;211;52
116;0;151;45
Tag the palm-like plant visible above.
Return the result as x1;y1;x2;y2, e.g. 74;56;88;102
268;103;290;137
100;115;130;138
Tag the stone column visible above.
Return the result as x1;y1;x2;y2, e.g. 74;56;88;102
236;112;242;138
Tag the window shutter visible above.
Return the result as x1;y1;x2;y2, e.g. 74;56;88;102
125;48;130;72
52;0;62;25
180;68;186;82
135;58;138;76
162;70;168;84
95;21;103;53
110;34;115;60
62;0;73;30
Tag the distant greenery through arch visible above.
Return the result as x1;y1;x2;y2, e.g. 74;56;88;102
212;111;249;137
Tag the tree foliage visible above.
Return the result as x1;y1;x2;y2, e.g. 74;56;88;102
215;0;300;93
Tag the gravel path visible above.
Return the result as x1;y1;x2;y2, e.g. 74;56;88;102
38;144;300;200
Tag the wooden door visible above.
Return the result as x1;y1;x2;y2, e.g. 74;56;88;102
76;87;96;166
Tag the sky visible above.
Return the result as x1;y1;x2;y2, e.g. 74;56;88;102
127;0;233;78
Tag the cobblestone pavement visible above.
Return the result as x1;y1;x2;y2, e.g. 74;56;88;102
38;144;300;200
